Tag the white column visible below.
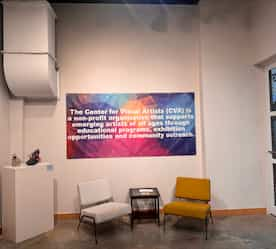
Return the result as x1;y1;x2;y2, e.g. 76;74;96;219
9;99;24;161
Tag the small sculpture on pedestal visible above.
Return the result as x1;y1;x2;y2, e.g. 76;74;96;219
11;154;22;167
26;149;41;166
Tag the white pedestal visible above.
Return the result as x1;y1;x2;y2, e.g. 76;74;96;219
2;163;54;243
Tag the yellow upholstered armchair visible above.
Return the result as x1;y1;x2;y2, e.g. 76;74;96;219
163;177;213;239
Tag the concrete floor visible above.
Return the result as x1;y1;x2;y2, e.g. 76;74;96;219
1;215;276;249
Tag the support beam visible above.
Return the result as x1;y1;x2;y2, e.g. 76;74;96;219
9;99;24;161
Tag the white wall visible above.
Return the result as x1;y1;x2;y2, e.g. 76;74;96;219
0;11;10;224
249;0;276;213
24;4;202;213
14;1;270;213
0;69;10;168
251;0;276;64
199;0;265;209
0;7;10;168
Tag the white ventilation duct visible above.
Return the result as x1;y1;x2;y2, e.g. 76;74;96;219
2;0;59;99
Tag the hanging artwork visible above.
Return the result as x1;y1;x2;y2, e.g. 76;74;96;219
66;93;196;159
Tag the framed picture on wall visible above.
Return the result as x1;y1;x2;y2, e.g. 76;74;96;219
269;68;276;111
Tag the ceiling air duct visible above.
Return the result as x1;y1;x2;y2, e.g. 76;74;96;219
2;0;59;99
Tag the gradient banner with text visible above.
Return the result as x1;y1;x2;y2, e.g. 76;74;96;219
66;93;196;159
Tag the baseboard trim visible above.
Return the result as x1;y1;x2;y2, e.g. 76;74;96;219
55;208;267;220
212;208;267;216
55;213;80;220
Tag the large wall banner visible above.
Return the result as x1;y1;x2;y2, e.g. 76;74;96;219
66;93;196;159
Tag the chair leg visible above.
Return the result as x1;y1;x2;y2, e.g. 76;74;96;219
92;218;98;244
204;217;209;240
163;214;166;232
77;215;83;230
209;211;214;224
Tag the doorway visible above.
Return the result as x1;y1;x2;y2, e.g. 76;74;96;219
266;65;276;215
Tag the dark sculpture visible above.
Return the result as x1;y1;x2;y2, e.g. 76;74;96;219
26;149;41;166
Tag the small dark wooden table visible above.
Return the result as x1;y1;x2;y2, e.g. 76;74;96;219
129;187;160;228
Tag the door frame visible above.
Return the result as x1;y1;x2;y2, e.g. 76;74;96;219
265;63;276;215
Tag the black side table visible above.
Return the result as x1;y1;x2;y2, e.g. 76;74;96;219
129;187;160;228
